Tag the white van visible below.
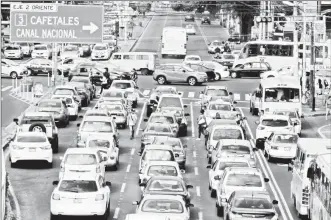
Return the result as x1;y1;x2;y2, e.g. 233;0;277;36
110;52;158;75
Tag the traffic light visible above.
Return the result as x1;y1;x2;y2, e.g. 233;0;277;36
255;16;272;23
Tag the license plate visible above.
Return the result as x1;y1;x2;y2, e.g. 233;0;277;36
29;148;36;152
74;199;82;203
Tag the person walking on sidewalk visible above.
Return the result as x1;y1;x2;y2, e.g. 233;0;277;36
127;109;138;140
197;109;207;140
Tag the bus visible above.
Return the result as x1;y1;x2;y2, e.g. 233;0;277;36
289;138;331;218
252;76;302;116
161;27;187;58
233;40;295;70
308;153;331;220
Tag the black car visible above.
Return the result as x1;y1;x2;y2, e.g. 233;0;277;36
70;75;96;99
184;15;195;21
229;62;272;78
186;63;217;81
201;16;211;25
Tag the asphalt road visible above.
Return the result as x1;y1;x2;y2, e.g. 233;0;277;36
4;12;330;220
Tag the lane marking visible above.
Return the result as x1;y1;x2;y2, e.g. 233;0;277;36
131;15;155;51
193;151;197;158
135;102;146;136
188;92;195;98
142;90;150;96
195;20;209;46
190;102;195;138
194;167;199;175
113;207;120;219
317;124;331;139
131;148;135;155
2;86;13;92
196;186;201;197
198;211;203;220
120;183;126;193
126;164;131;172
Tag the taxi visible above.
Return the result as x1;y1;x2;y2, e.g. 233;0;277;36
200;86;234;107
125;88;140;108
96;102;128;128
99;89;128;106
144;112;179;137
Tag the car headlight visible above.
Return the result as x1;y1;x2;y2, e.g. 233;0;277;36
52;194;60;200
11;145;23;150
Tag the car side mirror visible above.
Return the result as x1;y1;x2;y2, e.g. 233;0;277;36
13;118;19;123
214;175;221;180
184;113;190;116
186;184;193;189
252;148;258;152
139;182;146;187
132;201;139;205
255;120;260;125
52;181;59;186
264;178;270;182
272;200;278;205
229;92;233;95
184;105;187;108
187;204;194;207
77;123;81;127
181;169;186;174
79;115;83;118
206;165;211;169
143;118;148;122
182;70;186;73
233;101;237;104
183;145;187;148
105;181;112;187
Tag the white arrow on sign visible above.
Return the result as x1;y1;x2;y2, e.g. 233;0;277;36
82;22;99;34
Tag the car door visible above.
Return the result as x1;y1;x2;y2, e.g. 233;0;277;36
209;160;218;182
174;65;188;82
162;65;175;81
1;61;9;76
264;133;274;152
250;62;261;75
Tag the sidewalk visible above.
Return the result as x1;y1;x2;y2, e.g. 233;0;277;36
302;94;326;117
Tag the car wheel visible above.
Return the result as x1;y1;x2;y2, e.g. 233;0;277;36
10;71;18;79
188;77;197;86
52;138;59;153
214;73;221;81
231;71;237;78
157;76;166;85
47;162;53;168
50;213;57;220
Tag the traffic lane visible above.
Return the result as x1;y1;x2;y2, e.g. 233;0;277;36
302;116;331;138
318;124;331;139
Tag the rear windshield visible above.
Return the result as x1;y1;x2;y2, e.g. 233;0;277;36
206;89;228;96
261;119;288;127
34;46;47;50
209;104;231;111
233;197;273;209
158;97;181;108
274;135;298;144
212;129;242;140
6;46;20;50
221;145;250;154
17;136;46;143
39;101;62;108
64;154;97;165
59;180;98;193
102;91;122;98
226;174;262;187
218;162;249;170
148;165;178;176
88;139;110;148
54;89;74;96
81;121;113;133
147;179;184;192
150;116;174;124
146;124;171;133
112;82;132;89
142;150;174;161
141;199;183;213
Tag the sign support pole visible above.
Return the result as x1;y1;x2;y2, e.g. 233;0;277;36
293;2;298;77
52;43;58;87
302;3;307;95
310;22;315;112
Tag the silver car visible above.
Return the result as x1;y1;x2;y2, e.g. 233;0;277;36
153;64;207;86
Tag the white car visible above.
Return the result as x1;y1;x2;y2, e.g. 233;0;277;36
185;24;196;35
61;45;80;60
9;132;52;168
231;49;241;59
31;44;52;59
204;100;236;119
255;114;295;149
50;174;111;219
1;59;27;78
59;148;106;179
207;158;251;198
183;55;201;65
208;40;224;54
264;131;298;161
4;45;24;59
260;65;299;79
272;109;302;135
51;95;79;120
110;80;139;107
97;102;127;128
200;61;230;79
16;43;33;56
91;44;111;60
86;136;119;170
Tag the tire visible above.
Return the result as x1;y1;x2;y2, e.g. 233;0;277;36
47;162;53;168
231;71;237;78
52;138;59;153
10;71;18;79
29;123;47;133
157;76;166;85
211;189;216;198
50;213;57;220
141;68;149;75
216;204;224;217
188;77;197;86
214;73;221;81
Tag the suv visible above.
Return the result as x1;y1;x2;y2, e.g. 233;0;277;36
13;112;59;153
153;64;207;86
201;16;211;25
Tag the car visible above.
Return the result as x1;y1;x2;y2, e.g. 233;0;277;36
231;49;241;59
70;75;96;99
185;24;196;35
208;41;224;54
58;57;94;77
213;54;236;68
3;45;24;59
1;59;27;78
151;136;187;169
204;100;236;119
140;176;193;205
78;44;92;57
272;109;302;135
140;123;176;153
91;43;111;60
31;44;52;59
132;195;193;219
207;158;251;198
153;63;208;86
139;161;184;185
110;80;139;107
228;35;241;44
96;102;128;128
183;55;202;65
207;139;256;166
200;86;234;107
200;61;229;80
86;136;119;170
82;109;112;119
201;16;211;24
99;89;128;106
223;191;279;220
229;61;272;78
260;65;298;79
15;43;33;56
51;95;79;120
50;174;111;219
184;14;195;21
215;167;269;217
76;116;119;148
146;86;179;117
67;82;91;107
125;214;170;220
255;114;295;149
59;148;106;179
53;85;82;109
144;112;179;137
22;58;56;76
61;44;80;60
8;132;53;168
186;63;220;81
263;131;298;161
36;99;70;127
13;112;59;153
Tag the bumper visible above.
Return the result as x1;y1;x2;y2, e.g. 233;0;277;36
268;149;296;159
4;54;21;59
51;201;106;216
68;107;78;116
10;149;52;163
91;54;109;60
54;115;67;124
105;157;117;167
197;78;208;83
32;54;48;59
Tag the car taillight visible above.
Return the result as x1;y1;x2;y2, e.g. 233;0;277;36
96;166;101;173
95;194;104;201
271;146;279;150
52;194;60;200
40;145;51;150
184;44;187;49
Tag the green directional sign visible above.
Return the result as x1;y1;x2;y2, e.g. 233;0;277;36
10;3;104;43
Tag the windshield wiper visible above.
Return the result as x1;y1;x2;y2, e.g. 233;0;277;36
63;189;79;193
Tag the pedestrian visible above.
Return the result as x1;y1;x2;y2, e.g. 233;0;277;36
99;73;108;95
197;109;207;140
127;109;138;140
131;68;138;81
104;68;112;87
326;95;331;120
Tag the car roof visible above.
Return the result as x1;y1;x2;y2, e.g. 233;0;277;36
23;111;52;117
270;130;297;135
219;139;251;146
150;112;175;117
85;109;109;114
144;144;173;150
39;99;62;103
65;148;99;154
225;167;261;174
234;190;271;198
86;135;114;142
153;136;181;142
260;114;290;120
216;157;251;163
148;176;183;181
142;194;185;201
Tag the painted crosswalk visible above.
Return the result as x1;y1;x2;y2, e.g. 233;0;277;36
139;89;251;102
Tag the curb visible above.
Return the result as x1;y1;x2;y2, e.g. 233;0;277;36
129;15;153;52
5;180;21;220
303;112;326;117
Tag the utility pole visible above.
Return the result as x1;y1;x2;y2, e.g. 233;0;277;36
310;21;315;111
293;2;298;75
302;3;307;94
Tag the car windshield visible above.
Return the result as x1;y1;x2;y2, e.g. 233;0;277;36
18;43;28;46
186;25;193;29
221;145;250;154
81;121;113;133
155;87;177;94
158;97;181;108
94;46;107;50
142;150;173;161
218;162;249;170
64;154;97;165
59;180;98;193
39;101;62;108
150;116;174;124
103;104;123;111
233;197;273;209
20;116;52;125
212;129;242;140
64;46;78;52
54;89;74;96
212;42;222;46
223;55;235;59
141;199;183;213
146;124;171;133
88;139;111;148
186;57;200;61
147;179;184;192
206;89;228;96
273;111;297;119
102;91;122;98
112;82;132;89
6;46;19;50
148;165;178;177
34;46;47;50
209;104;231;111
226;174;263;187
274;134;298;144
85;112;107;117
17;136;47;143
261;119;288;127
71;77;89;84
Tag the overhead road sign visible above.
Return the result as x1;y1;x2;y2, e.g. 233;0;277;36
10;3;104;43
